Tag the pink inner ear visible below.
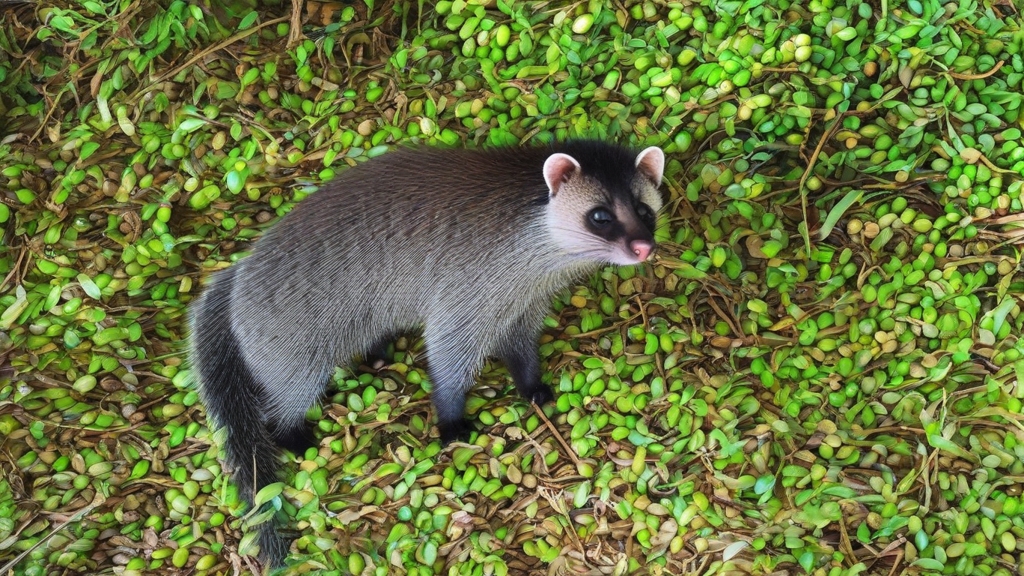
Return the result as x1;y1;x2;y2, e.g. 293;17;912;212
635;146;665;186
543;153;581;197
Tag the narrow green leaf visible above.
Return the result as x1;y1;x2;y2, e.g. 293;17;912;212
238;10;258;30
819;189;863;240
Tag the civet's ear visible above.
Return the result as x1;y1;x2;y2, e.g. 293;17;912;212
543;153;582;198
634;146;665;186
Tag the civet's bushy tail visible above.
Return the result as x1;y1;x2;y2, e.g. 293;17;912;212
189;266;289;566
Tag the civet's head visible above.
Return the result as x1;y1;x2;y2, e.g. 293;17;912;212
543;142;664;265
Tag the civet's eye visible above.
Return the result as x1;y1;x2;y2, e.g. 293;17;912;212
636;203;653;221
588;208;614;226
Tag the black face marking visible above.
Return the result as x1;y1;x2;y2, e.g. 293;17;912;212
584;206;626;241
636;202;656;232
583;200;655;252
550;141;639;203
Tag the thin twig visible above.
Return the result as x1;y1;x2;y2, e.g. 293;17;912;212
948;60;1004;80
705;291;742;337
0;244;27;293
797;117;842;254
288;0;303;47
29;85;70;143
532;401;581;467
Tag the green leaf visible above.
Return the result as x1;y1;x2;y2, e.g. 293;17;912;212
50;14;77;34
253;482;284;507
77;274;102;300
926;434;980;464
798;551;815;572
627;430;655;447
79;141;101;161
226;171;245;194
722;540;749;561
177;117;207;133
753;475;775;495
82;1;105;14
238;10;258;30
986;296;1015;337
819;188;863;240
0;285;28;329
